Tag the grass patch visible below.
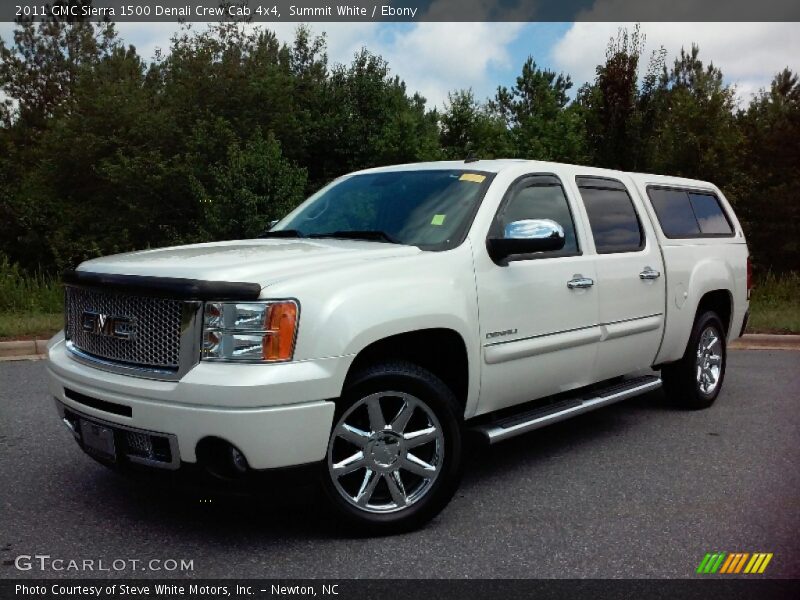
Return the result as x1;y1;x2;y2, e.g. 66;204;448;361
0;313;63;340
0;256;62;313
0;255;63;340
747;272;800;334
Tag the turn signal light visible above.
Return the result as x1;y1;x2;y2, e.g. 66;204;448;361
262;302;298;361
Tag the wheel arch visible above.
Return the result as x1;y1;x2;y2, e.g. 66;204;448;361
655;255;737;365
696;289;733;336
342;327;472;416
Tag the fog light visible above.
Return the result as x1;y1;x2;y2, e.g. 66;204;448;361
230;446;248;474
125;431;153;458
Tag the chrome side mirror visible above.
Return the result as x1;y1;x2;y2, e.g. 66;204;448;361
504;219;565;241
487;219;566;264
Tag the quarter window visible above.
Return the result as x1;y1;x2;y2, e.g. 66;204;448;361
576;179;644;254
688;193;733;235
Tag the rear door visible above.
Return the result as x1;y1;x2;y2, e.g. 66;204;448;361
573;176;666;380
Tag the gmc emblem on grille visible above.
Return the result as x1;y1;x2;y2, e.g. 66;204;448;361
81;311;137;340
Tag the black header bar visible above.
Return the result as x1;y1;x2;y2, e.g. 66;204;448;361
3;0;799;23
4;579;800;600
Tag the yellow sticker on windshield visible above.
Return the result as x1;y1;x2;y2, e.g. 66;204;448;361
431;214;446;226
459;173;486;183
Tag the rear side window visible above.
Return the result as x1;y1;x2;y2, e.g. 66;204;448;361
648;189;701;236
647;187;733;237
576;178;644;254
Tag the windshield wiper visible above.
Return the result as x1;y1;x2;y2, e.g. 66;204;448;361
309;230;401;244
258;229;305;239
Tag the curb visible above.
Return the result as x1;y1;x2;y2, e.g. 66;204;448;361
0;339;50;359
729;334;800;351
1;334;799;362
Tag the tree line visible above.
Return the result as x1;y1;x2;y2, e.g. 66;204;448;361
1;14;797;275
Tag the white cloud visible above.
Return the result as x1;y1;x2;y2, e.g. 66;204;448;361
114;22;188;61
369;22;524;108
551;22;800;103
0;21;15;45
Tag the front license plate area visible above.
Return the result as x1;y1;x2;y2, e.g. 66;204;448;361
80;419;117;462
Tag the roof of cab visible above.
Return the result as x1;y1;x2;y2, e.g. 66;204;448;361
353;159;531;175
353;159;716;189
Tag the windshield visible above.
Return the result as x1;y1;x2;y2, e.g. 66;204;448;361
272;170;493;250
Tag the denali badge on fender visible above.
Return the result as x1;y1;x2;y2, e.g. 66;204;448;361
486;328;518;339
81;311;137;340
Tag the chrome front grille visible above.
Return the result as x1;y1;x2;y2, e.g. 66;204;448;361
65;286;199;376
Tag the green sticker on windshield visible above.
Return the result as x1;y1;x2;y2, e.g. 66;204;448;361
431;214;446;226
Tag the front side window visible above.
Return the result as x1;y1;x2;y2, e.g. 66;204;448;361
647;187;733;237
576;178;644;254
492;176;579;256
273;170;492;250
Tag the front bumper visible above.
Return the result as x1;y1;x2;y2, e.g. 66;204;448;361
46;334;347;469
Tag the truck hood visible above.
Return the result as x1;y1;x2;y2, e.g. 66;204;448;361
77;239;422;289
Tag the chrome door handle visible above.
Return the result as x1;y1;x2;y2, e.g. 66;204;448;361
567;276;594;289
639;267;661;280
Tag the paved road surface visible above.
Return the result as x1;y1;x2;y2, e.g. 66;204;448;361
1;351;798;579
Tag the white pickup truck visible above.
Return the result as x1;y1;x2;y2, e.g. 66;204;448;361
46;159;750;531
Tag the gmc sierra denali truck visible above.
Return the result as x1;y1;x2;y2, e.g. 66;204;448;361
46;160;750;531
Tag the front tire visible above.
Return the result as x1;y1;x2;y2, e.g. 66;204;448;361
662;311;727;409
321;361;463;533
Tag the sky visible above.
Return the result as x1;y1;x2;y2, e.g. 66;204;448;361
1;21;798;109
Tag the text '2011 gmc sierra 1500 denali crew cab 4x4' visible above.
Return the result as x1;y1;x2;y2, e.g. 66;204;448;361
46;160;750;532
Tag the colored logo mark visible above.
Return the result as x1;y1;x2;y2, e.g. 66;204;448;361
697;552;773;574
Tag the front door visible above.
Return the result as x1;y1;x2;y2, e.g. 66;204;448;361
474;174;600;415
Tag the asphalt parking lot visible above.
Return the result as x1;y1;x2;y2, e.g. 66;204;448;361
1;350;798;579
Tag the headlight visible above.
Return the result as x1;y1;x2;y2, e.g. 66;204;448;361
202;300;299;363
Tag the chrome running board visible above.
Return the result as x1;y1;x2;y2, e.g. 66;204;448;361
473;375;662;444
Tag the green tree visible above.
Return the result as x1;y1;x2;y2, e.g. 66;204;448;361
311;48;440;184
9;44;192;269
2;13;798;277
0;0;118;128
439;89;512;159
191;130;307;239
577;25;665;170
646;45;742;187
0;2;123;269
736;69;800;271
490;57;586;162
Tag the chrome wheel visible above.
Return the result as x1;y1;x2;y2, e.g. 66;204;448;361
327;391;445;514
696;326;723;395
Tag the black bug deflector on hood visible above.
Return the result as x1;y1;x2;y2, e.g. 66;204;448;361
62;270;262;300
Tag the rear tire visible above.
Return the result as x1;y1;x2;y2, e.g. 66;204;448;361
320;361;463;534
662;311;727;409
